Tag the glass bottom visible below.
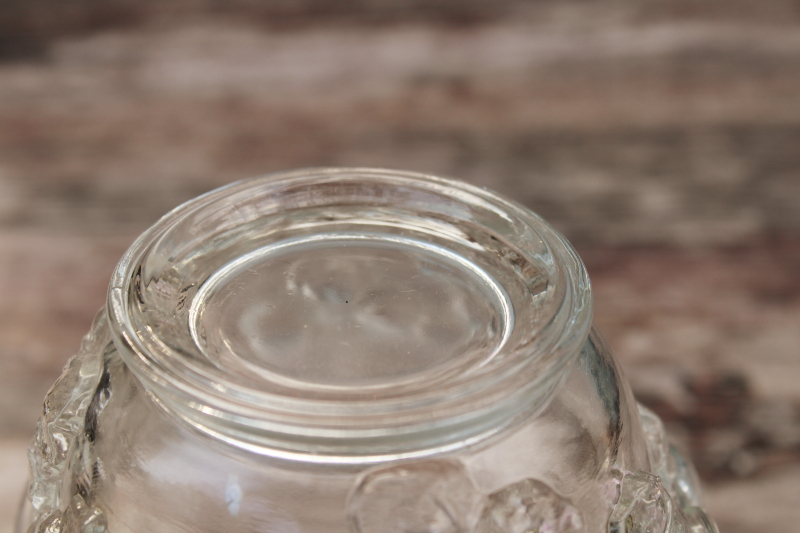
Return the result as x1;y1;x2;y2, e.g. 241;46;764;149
189;232;514;390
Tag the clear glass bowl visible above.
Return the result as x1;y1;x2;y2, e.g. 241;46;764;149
18;168;718;533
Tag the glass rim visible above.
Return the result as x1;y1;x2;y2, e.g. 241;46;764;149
106;167;593;462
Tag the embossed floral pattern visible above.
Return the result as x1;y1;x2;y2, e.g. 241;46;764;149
26;311;110;533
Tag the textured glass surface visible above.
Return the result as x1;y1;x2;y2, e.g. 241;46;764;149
607;406;718;533
474;478;584;533
348;460;482;533
18;168;717;533
25;311;110;533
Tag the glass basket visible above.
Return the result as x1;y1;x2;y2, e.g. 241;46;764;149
17;168;718;533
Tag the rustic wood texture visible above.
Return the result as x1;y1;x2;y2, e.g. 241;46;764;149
1;3;800;532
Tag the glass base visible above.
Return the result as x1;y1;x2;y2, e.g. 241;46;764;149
190;232;513;389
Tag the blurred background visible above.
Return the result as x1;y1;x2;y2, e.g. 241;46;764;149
1;1;799;531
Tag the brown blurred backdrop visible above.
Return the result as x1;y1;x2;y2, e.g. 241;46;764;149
1;1;800;532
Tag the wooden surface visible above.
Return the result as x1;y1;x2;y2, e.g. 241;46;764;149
2;3;800;532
